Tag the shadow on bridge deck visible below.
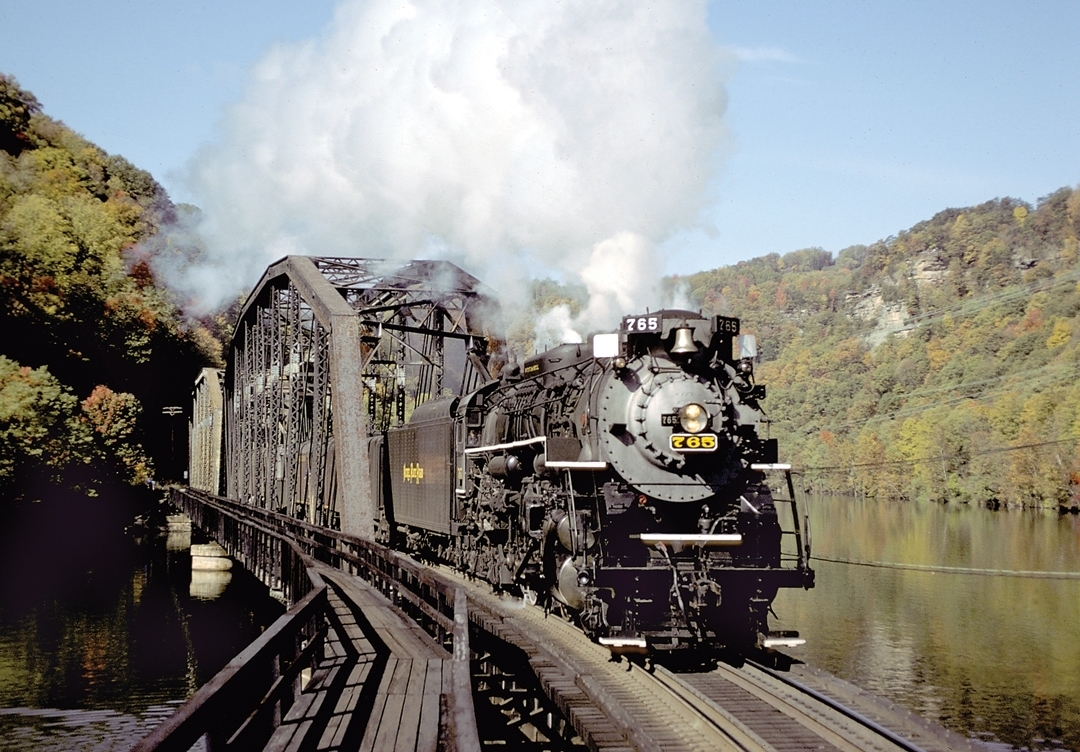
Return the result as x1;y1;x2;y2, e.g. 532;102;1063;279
133;490;479;752
267;566;451;752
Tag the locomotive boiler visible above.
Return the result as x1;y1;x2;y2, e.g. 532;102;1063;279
374;309;814;654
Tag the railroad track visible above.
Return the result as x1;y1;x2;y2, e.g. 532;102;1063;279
445;566;746;752
445;566;985;752
651;662;917;752
183;492;978;752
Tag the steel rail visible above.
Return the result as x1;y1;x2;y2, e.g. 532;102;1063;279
746;659;930;752
173;489;944;752
642;666;766;751
653;663;873;752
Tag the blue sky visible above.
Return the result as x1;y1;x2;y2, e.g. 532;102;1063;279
1;0;1077;278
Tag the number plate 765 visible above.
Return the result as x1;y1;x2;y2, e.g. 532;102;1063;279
669;433;718;452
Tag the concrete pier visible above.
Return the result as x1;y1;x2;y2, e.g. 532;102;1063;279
191;542;232;571
165;513;192;551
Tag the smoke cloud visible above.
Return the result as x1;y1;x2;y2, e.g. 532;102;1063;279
171;0;730;340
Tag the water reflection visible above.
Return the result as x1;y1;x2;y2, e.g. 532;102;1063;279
0;706;182;752
772;496;1080;751
190;570;232;600
165;514;191;552
0;488;283;751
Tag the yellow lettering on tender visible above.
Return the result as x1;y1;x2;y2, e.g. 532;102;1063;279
403;462;425;484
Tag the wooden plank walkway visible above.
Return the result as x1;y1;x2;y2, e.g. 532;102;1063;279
265;566;452;752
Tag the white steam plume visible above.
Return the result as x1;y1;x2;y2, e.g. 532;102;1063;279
171;0;730;336
534;305;583;351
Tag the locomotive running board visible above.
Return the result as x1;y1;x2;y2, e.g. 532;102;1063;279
463;436;609;470
598;636;648;654
637;533;743;547
761;632;806;649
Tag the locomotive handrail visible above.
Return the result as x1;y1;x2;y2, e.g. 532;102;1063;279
788;468;813;569
463;435;547;454
752;463;813;576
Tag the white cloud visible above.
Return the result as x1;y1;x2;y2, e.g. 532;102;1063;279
171;0;732;335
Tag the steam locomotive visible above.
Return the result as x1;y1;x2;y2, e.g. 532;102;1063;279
372;309;814;654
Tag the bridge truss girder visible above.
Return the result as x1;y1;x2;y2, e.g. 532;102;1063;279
220;256;494;540
190;368;224;493
313;257;495;429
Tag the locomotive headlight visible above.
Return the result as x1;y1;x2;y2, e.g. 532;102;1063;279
679;403;709;434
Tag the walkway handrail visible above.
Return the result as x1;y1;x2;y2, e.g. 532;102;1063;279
133;579;327;751
134;493;329;752
180;489;476;644
146;488;482;751
445;587;481;751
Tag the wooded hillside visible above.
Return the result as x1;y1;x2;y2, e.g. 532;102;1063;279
4;71;1076;508
685;188;1080;507
0;74;219;493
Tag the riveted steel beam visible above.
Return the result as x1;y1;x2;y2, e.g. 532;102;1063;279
222;255;497;543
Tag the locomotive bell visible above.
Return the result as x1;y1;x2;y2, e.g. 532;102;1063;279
670;326;698;355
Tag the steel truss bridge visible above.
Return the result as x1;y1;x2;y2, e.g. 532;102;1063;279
155;256;974;752
191;255;494;538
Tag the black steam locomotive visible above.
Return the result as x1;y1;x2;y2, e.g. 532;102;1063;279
371;310;814;654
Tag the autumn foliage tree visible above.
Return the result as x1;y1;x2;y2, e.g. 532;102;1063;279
0;73;220;492
80;385;152;484
689;187;1080;507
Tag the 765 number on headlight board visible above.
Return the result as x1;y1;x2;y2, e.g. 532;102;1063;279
669;433;717;451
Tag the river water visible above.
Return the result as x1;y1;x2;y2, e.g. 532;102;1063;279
2;489;1078;750
0;487;284;751
772;495;1080;751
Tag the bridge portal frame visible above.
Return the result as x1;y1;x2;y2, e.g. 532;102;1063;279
217;255;494;541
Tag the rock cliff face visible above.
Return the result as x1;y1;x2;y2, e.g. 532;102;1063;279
911;247;950;285
849;247;993;346
849;288;910;346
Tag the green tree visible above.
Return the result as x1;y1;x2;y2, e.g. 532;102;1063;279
684;184;1080;506
0;356;90;481
0;74;221;490
0;74;40;154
